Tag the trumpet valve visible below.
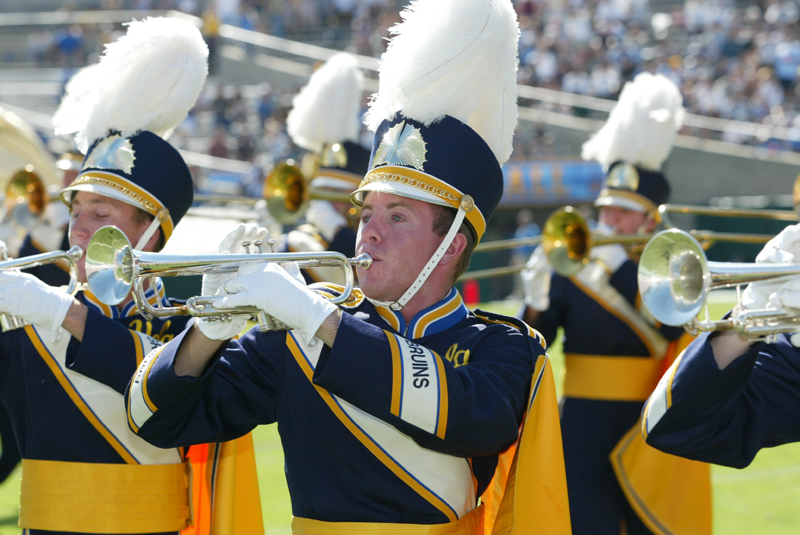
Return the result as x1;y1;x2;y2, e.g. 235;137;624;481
241;241;252;254
267;239;277;253
254;240;264;253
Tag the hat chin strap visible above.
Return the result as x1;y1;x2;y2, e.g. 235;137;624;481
369;196;473;312
133;208;169;251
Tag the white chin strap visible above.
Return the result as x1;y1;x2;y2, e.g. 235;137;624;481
369;196;474;312
134;209;169;251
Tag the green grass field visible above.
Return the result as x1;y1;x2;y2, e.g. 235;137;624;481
0;297;797;534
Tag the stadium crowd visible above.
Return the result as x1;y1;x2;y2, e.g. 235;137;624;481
18;0;800;163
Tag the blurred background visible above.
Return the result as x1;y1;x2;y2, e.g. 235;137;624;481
1;0;799;300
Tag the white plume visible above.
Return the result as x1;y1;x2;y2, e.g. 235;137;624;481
364;0;519;166
286;53;364;153
581;72;685;171
54;17;208;153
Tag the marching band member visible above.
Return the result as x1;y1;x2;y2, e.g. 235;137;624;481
521;73;711;535
643;224;800;467
17;152;81;287
127;0;570;532
0;18;213;534
284;52;370;284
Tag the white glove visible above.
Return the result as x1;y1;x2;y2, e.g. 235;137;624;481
741;224;800;312
521;246;552;311
590;243;629;273
0;271;74;331
214;262;337;345
305;200;347;242
197;224;268;341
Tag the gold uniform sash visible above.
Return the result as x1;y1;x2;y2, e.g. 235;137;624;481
292;505;484;535
569;263;712;535
20;459;189;534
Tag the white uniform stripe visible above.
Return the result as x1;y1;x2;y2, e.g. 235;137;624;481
395;335;440;434
129;347;162;432
293;334;475;519
34;327;179;464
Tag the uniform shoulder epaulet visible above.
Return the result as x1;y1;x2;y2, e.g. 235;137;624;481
309;282;365;308
473;308;547;350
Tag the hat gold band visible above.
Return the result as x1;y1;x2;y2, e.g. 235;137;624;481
356;165;487;241
596;188;661;223
62;171;176;242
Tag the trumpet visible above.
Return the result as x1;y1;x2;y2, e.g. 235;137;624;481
639;229;800;340
0;244;84;331
85;226;372;332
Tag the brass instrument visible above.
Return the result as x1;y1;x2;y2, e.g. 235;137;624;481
85;226;372;332
192;160;353;224
4;165;49;228
639;229;800;340
461;205;780;281
0;244;84;331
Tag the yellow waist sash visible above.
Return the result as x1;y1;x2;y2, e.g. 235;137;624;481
292;504;484;535
20;458;189;534
563;354;663;402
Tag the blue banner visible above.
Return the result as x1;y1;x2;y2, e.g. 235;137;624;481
501;160;604;207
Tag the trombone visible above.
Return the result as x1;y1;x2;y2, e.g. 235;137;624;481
0;244;84;331
192;160;353;224
84;226;372;332
461;205;781;281
639;229;800;341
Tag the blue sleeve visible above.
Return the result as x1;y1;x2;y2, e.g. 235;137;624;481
312;313;538;458
644;331;800;468
128;325;286;448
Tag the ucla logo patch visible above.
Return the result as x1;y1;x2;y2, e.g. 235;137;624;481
83;134;136;174
372;122;427;171
444;344;470;368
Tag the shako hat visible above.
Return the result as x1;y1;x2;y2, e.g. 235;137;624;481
351;0;520;310
286;53;370;192
353;0;519;245
54;17;208;248
582;72;684;219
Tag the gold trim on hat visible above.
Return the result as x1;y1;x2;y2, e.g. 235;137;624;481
596;188;660;223
355;165;487;241
64;171;175;240
361;172;459;202
69;174;160;213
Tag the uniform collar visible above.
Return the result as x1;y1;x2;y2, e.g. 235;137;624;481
81;278;169;319
375;287;468;339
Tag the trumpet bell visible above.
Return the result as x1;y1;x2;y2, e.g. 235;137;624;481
639;229;711;326
85;226;135;306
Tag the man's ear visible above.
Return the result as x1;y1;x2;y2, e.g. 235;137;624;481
439;232;467;267
141;226;162;252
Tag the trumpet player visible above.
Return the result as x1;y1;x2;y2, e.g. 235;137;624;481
284;52;371;285
643;223;800;468
126;0;571;532
0;18;219;535
520;73;711;535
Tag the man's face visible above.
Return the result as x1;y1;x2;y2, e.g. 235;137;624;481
68;191;150;282
355;191;442;302
599;205;650;235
